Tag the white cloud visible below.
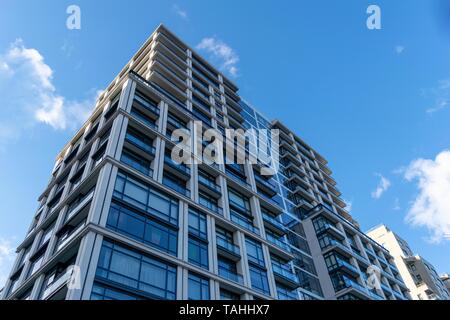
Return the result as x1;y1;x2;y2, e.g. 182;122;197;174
423;79;450;113
404;150;450;243
395;45;405;54
371;173;391;199
172;4;188;20
0;238;16;289
196;37;239;77
0;39;99;147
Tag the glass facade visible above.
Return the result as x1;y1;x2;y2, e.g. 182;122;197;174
95;241;177;300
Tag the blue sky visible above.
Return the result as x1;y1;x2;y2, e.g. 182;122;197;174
1;0;450;286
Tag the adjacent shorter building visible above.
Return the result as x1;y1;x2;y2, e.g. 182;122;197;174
367;225;450;300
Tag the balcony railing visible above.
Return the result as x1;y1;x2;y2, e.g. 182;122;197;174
335;276;367;295
164;155;191;175
133;96;160;116
328;257;360;276
230;210;259;235
367;289;384;300
266;233;291;253
65;189;95;221
316;222;344;239
199;198;223;215
41;267;74;300
225;168;248;185
272;263;299;284
218;267;244;285
322;239;352;256
216;236;241;257
198;175;220;193
125;134;156;156
56;222;85;252
262;212;286;232
162;177;190;197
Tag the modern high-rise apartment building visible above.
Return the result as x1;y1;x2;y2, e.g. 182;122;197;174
367;225;450;300
1;25;409;301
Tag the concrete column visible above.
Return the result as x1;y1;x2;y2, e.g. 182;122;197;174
159;101;169;136
155;139;166;183
236;231;250;287
208;217;218;274
219;176;230;220
176;265;184;300
111;115;129;161
302;218;336;300
29;274;45;300
88;163;116;226
69;231;104;300
262;244;277;299
212;279;220;300
180;201;189;262
182;268;189;299
251;197;265;239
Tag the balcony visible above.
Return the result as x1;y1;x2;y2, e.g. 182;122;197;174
272;263;300;289
164;154;191;178
133;94;160;116
328;257;360;278
218;267;244;285
334;276;371;300
291;185;315;203
316;223;345;241
254;174;277;197
225;168;248;186
147;76;187;110
65;189;95;222
392;290;405;300
367;289;384;300
365;249;377;259
162;175;190;197
266;233;291;254
380;282;392;293
294;199;313;210
262;212;286;235
41;266;74;300
216;236;241;261
230;210;259;235
389;263;399;273
125;134;156;157
198;175;221;197
322;239;353;258
55;222;85;253
199;197;223;216
351;249;369;264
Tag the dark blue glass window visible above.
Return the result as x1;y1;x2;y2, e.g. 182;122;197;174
91;282;143;300
188;209;207;240
188;237;209;270
121;148;152;176
245;238;265;267
188;273;210;300
95;241;177;300
113;172;179;225
249;264;270;295
107;202;178;256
